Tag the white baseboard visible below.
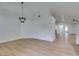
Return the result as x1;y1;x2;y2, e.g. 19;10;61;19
0;36;55;44
0;37;20;44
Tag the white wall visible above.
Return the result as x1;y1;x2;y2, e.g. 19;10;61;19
0;8;20;43
68;23;75;34
20;5;56;41
0;4;56;43
66;23;79;34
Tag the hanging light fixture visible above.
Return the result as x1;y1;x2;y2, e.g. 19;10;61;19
19;2;26;23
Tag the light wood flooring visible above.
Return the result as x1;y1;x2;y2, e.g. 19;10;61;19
0;34;79;56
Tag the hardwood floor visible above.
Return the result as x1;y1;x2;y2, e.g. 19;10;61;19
0;35;79;56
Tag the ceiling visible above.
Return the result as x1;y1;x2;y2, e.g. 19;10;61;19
0;2;79;23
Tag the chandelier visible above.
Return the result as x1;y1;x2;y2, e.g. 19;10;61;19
19;2;26;23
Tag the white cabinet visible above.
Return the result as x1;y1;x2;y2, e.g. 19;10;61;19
76;34;79;44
